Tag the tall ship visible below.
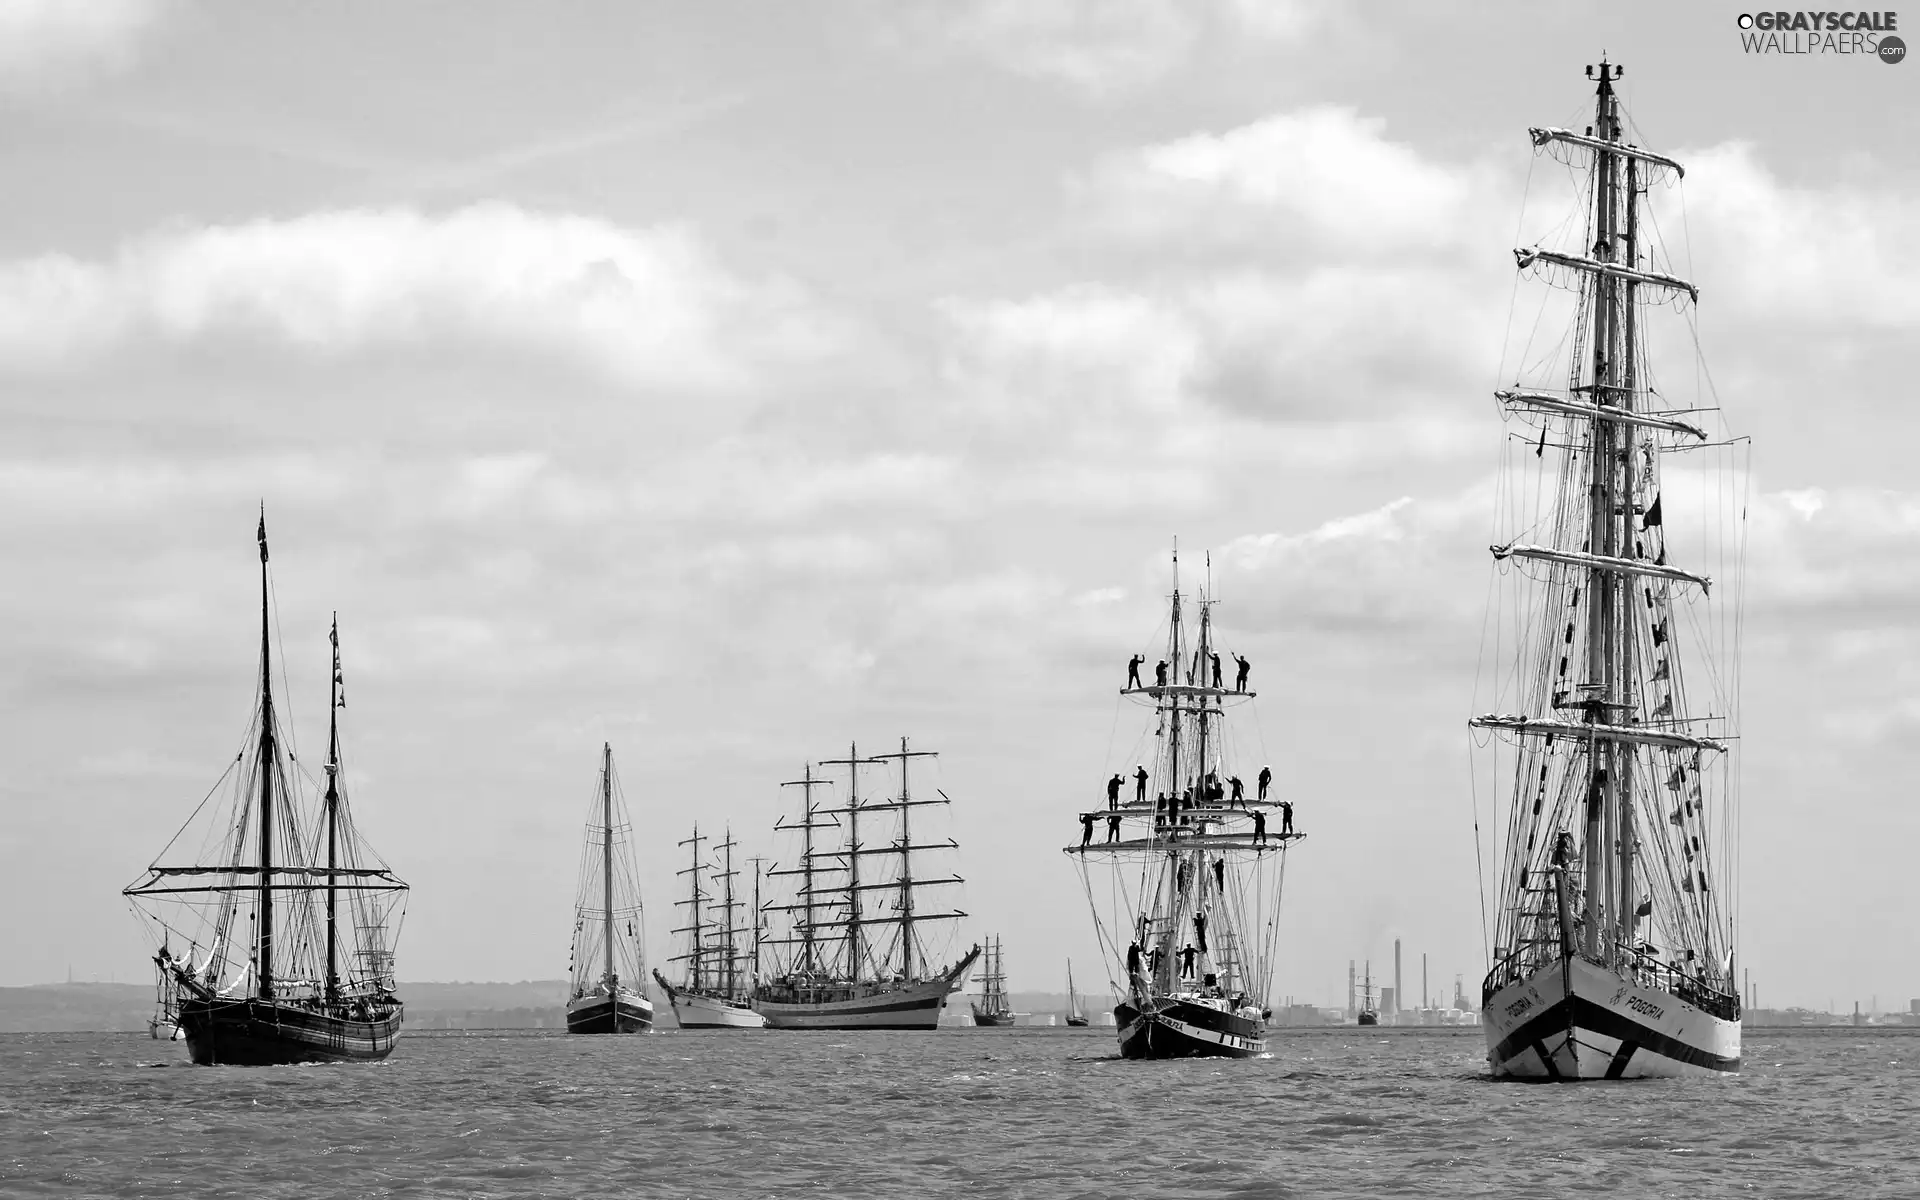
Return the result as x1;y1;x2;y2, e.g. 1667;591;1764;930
1357;964;1378;1027
753;740;980;1030
565;745;655;1033
970;936;1014;1027
1065;960;1088;1027
124;515;408;1065
1065;550;1301;1059
1471;60;1745;1079
653;825;766;1028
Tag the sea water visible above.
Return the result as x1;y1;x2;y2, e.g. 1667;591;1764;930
3;1026;1915;1198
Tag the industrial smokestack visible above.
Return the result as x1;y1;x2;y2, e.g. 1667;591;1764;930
1394;939;1402;1017
1423;952;1428;1012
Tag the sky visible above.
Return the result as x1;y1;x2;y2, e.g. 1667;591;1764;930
1;0;1916;1013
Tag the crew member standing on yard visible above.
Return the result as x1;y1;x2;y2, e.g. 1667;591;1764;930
1180;943;1198;980
1228;776;1245;807
1080;812;1095;847
1127;654;1144;689
1154;660;1169;687
1281;800;1294;836
1106;812;1122;843
1253;809;1268;846
1134;764;1149;804
1258;764;1272;801
1235;654;1251;693
1210;651;1223;689
1106;773;1123;809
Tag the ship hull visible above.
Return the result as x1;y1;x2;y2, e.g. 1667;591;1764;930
1483;955;1740;1080
664;988;766;1029
1066;1017;1089;1027
1116;997;1265;1059
566;992;655;1034
176;997;402;1065
755;975;959;1030
971;1007;1015;1028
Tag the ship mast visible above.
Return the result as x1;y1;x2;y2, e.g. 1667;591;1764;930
324;613;343;1003
867;738;942;980
676;825;708;991
255;509;276;1001
601;743;615;986
818;743;876;982
716;827;739;998
748;856;768;984
774;766;834;974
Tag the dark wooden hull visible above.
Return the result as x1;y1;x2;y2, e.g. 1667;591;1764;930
566;992;655;1034
971;1008;1015;1027
1066;1016;1089;1027
176;997;402;1066
1116;997;1265;1059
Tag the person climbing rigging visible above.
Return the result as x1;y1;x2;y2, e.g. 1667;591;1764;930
1212;857;1226;893
1106;773;1123;809
1235;654;1251;693
1080;811;1095;847
1193;911;1209;953
1134;764;1149;804
1127;654;1144;689
1177;861;1193;894
1280;800;1294;836
1252;809;1268;846
1127;941;1143;979
1148;945;1164;977
1257;764;1272;802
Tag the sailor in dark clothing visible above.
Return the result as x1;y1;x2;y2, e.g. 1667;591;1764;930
1106;812;1122;843
1193;911;1209;953
1127;654;1144;689
1210;651;1222;689
1177;861;1193;893
1106;773;1123;809
1258;764;1272;801
1148;945;1164;977
1235;654;1251;693
1179;943;1198;979
1228;776;1245;807
1080;811;1095;846
1154;793;1167;828
1127;941;1143;979
1154;659;1169;687
1134;764;1149;804
1280;800;1294;836
1252;809;1268;846
1212;857;1226;892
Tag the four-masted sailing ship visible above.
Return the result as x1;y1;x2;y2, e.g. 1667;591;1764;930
970;936;1014;1027
654;825;766;1028
1472;60;1744;1079
754;740;980;1029
565;745;655;1033
1066;551;1300;1059
124;515;408;1066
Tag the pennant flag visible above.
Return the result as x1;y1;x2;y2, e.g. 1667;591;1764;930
256;511;269;563
1645;492;1664;527
1635;897;1653;917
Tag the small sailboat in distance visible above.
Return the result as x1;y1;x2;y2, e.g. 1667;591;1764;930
1066;960;1089;1027
1357;964;1379;1026
565;745;654;1033
123;514;409;1065
971;936;1015;1027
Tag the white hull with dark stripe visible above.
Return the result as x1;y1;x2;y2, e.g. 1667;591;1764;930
1116;996;1266;1059
754;974;958;1030
1484;955;1740;1079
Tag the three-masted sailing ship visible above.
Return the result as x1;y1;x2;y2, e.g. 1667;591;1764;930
1357;964;1379;1027
565;745;655;1033
753;740;980;1030
653;825;766;1028
1472;60;1744;1078
124;515;408;1066
970;936;1014;1027
1066;551;1300;1059
1065;960;1088;1027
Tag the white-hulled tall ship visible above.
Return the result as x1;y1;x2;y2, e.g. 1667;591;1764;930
1066;550;1301;1059
970;936;1014;1027
124;514;408;1066
753;741;980;1030
653;825;766;1028
565;745;655;1033
1471;60;1746;1079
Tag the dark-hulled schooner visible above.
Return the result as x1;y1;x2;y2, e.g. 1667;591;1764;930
970;936;1014;1027
566;744;655;1033
1472;60;1745;1079
124;515;408;1066
1066;550;1301;1059
753;741;980;1029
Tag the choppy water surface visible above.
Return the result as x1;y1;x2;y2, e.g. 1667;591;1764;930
4;1026;1915;1198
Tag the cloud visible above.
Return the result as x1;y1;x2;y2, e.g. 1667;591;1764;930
0;0;163;92
0;204;845;390
900;0;1329;98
